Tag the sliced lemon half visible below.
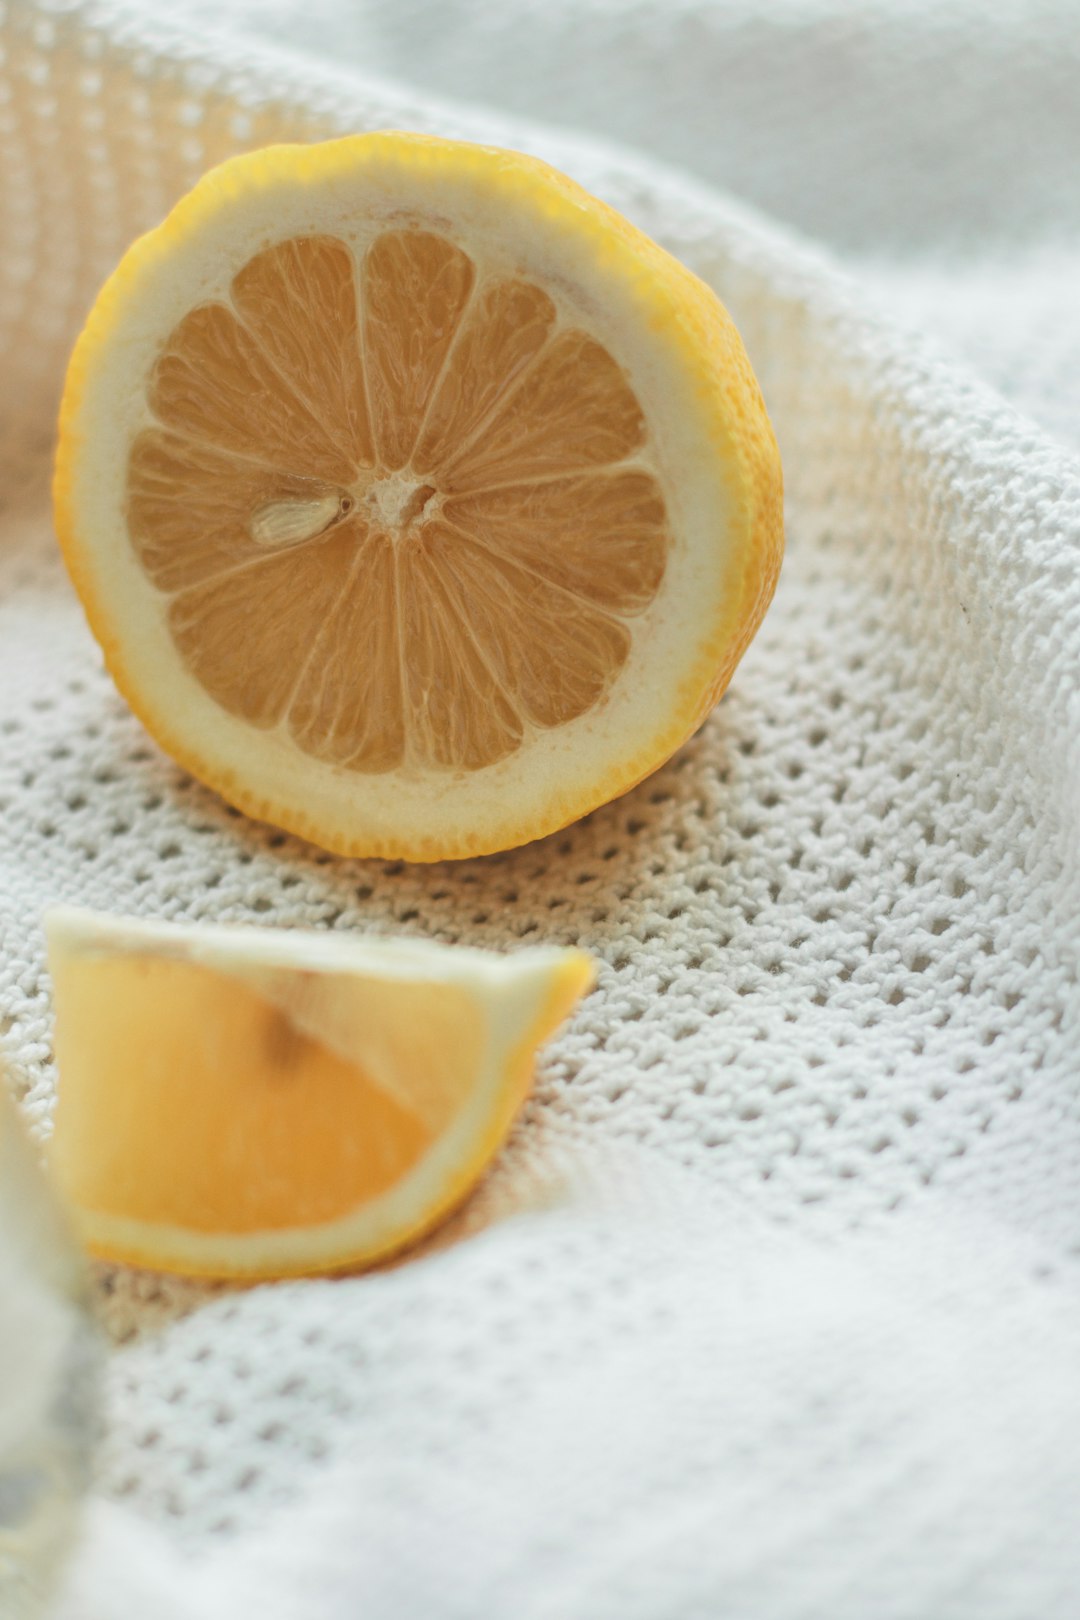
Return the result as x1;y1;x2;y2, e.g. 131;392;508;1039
55;131;782;860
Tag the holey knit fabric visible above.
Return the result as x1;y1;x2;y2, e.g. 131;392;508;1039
1;1;1079;1616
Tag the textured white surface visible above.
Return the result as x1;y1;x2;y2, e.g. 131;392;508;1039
0;0;1078;1613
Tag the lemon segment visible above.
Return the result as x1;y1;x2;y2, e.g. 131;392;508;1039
46;906;593;1279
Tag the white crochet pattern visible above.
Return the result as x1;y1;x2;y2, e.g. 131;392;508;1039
1;1;1079;1614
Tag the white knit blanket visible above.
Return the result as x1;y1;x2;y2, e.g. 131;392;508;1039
1;1;1078;1614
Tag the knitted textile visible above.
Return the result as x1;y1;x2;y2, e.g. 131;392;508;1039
1;0;1079;1614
